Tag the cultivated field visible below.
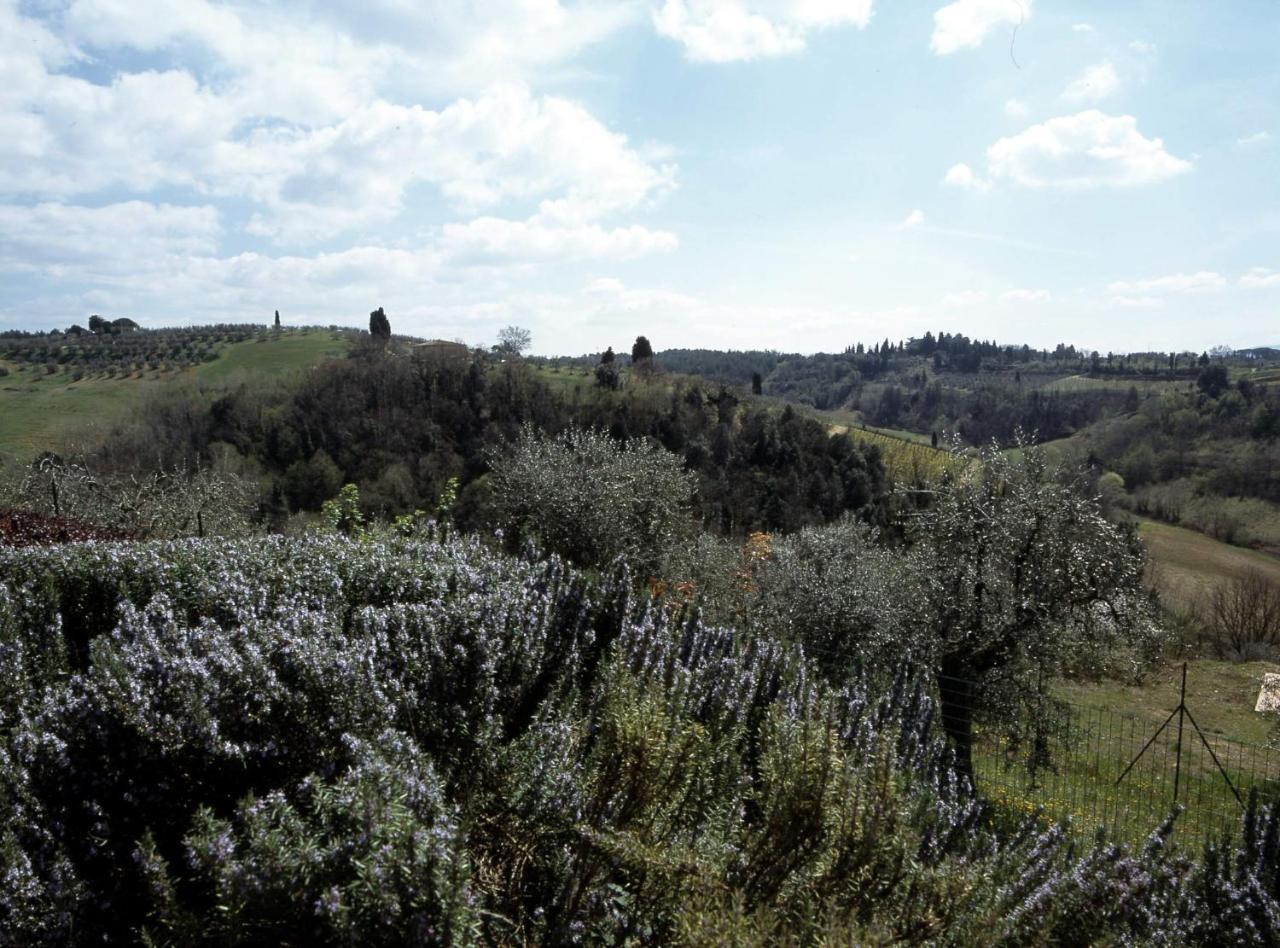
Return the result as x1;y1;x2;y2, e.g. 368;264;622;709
0;329;347;461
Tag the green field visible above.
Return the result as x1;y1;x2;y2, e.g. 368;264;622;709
529;363;599;397
970;524;1280;845
975;658;1280;845
810;408;937;446
816;414;961;485
0;329;348;462
1138;517;1280;614
195;329;347;383
0;370;162;461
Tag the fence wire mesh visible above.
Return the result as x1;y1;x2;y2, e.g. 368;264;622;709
941;668;1280;845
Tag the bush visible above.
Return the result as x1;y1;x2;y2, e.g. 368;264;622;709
488;425;696;577
1;533;1277;944
1201;569;1280;660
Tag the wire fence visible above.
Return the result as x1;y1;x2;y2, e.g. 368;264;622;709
949;666;1280;845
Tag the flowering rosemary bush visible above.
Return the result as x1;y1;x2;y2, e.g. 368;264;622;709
1;533;1277;944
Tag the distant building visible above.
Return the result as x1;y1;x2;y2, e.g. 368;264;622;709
414;339;470;359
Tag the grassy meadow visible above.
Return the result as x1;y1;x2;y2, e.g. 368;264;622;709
1138;517;1280;615
974;658;1280;846
0;329;346;462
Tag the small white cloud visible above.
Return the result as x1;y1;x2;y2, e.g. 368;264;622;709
1128;40;1156;55
653;0;874;63
1004;98;1029;118
1240;268;1280;288
441;217;678;264
1237;131;1272;147
1113;295;1162;308
1062;61;1120;104
1071;22;1094;33
930;0;1030;55
942;289;989;307
986;110;1191;188
943;162;990;191
1108;271;1225;294
900;208;924;228
1001;288;1050;302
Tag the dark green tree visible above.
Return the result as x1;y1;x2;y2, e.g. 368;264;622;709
1197;364;1229;398
632;336;654;363
595;362;620;390
751;371;763;395
369;307;391;340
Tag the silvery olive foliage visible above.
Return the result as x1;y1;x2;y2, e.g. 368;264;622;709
1;532;1277;945
900;438;1165;778
2;455;257;540
907;437;1164;681
746;517;920;677
488;425;697;577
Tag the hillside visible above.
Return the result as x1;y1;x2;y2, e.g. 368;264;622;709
0;328;349;462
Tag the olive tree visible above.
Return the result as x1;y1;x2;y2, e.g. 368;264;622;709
746;518;913;679
487;425;696;577
906;440;1161;778
3;455;259;539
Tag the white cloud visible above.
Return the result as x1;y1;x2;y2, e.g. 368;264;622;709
582;276;700;312
441;218;679;264
930;0;1030;55
1004;98;1029;118
63;0;635;101
900;208;924;228
653;0;874;63
942;289;989;307
1112;295;1161;308
1237;131;1272;147
1107;271;1225;294
942;162;990;191
985;111;1191;188
1;2;674;252
1001;288;1050;302
0;201;221;271
1071;23;1094;33
216;84;678;245
1061;61;1120;104
1240;268;1280;288
1128;40;1156;56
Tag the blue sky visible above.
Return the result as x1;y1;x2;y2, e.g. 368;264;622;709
1;0;1277;355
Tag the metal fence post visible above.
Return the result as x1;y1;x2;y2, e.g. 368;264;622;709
1173;662;1186;803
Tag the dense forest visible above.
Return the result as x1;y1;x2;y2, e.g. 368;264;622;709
650;336;1280;549
75;342;887;539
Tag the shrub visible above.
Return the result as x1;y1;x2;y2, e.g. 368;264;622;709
0;533;1276;944
488;425;696;577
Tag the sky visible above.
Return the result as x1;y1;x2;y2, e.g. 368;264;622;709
1;0;1277;356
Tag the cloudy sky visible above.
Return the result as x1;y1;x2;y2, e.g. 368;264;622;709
1;0;1277;355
